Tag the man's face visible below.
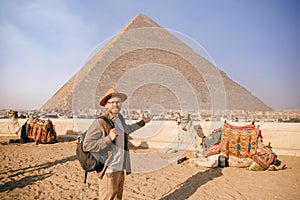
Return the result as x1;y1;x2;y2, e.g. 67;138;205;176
105;96;122;116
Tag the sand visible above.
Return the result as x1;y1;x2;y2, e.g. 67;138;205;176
0;135;299;200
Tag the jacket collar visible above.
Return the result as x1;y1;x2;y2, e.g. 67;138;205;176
103;110;119;122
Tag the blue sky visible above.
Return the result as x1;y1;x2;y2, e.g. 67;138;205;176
0;0;299;110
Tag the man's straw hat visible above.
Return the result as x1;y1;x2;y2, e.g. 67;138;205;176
99;88;127;106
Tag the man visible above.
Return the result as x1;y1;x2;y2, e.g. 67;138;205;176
257;125;263;143
83;88;151;200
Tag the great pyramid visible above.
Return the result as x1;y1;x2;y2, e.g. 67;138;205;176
41;14;271;113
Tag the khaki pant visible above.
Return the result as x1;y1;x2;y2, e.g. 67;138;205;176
99;171;125;200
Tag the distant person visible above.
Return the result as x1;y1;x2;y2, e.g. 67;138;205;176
257;125;263;143
83;88;151;200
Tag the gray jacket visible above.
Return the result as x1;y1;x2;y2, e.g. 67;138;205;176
83;111;145;177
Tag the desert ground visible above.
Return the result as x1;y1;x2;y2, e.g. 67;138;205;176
0;120;300;199
0;138;300;199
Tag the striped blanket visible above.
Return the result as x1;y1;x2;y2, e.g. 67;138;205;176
220;121;257;158
20;117;57;144
201;121;276;169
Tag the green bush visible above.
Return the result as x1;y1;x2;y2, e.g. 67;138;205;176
283;118;300;123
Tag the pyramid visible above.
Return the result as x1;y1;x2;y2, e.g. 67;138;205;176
41;14;271;113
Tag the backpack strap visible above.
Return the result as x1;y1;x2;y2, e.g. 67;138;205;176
84;171;88;184
98;116;114;129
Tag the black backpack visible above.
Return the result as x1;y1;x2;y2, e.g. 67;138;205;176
76;116;114;184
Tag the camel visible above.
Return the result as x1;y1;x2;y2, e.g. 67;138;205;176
196;121;286;171
6;110;20;135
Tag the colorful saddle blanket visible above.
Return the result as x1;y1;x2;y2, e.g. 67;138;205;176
220;121;257;158
202;143;221;158
21;117;57;143
252;140;276;169
204;128;222;148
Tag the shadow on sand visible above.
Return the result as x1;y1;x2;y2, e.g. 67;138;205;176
0;155;77;193
160;168;223;200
